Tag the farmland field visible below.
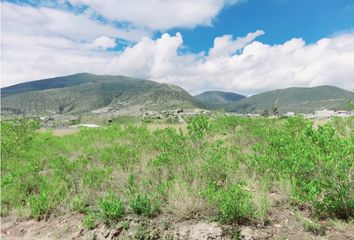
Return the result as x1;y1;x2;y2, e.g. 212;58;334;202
1;115;353;239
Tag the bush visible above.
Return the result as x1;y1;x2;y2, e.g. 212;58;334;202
187;115;210;141
83;211;96;230
72;195;87;213
29;192;51;220
251;118;354;219
205;183;254;223
98;193;125;223
130;194;158;217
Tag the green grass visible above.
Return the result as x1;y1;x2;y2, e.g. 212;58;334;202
98;192;125;224
1;115;353;226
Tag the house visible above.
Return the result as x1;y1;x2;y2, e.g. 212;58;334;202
315;109;335;118
286;112;295;117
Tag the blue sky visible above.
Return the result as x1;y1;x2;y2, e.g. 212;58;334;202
2;0;354;94
169;0;354;53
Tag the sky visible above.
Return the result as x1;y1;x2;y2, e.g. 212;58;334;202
1;0;354;95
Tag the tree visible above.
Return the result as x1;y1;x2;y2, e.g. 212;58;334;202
347;100;354;111
262;109;269;117
272;105;279;116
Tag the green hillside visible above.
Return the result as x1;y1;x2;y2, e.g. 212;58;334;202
1;73;200;115
225;86;353;114
194;91;245;109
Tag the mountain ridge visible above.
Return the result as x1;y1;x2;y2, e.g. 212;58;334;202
224;85;353;113
2;73;353;115
1;73;200;115
194;90;245;109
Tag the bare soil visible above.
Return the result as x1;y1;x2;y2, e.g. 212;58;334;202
37;127;80;137
2;195;353;240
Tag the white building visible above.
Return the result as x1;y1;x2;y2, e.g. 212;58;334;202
315;109;335;118
286;112;295;117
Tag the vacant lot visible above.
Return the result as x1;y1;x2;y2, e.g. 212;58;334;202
1;116;353;239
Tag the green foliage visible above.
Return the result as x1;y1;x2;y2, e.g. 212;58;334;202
134;222;152;240
251;117;354;219
205;183;254;223
83;169;107;188
1;118;40;159
29;191;51;220
129;194;159;217
98;193;125;223
72;195;87;213
83;211;96;230
187;115;210;140
231;226;241;240
347;100;354;111
1;114;353;227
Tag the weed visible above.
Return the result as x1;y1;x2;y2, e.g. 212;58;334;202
134;222;152;240
122;221;130;230
231;226;241;240
1;115;353;227
72;195;87;213
187;115;210;141
130;194;158;217
302;218;326;235
98;192;125;224
205;183;254;223
83;211;96;230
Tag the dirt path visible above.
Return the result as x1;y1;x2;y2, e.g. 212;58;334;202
2;208;353;240
37;127;80;137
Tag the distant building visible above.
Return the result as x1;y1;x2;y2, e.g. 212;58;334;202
315;109;335;118
286;112;295;117
336;110;349;117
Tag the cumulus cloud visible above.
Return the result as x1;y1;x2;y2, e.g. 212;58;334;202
208;30;265;58
2;2;148;42
103;31;354;94
1;2;354;95
89;36;116;50
67;0;240;30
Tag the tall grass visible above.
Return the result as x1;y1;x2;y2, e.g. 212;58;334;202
1;115;353;225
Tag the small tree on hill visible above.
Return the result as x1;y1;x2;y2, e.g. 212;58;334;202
272;105;279;116
262;109;269;117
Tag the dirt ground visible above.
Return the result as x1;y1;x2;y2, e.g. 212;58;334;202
37;127;80;137
2;189;353;240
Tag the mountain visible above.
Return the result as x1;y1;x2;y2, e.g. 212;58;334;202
225;85;353;114
1;73;200;115
194;91;245;109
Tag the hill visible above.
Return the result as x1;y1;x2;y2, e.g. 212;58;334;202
1;73;200;115
225;85;353;114
194;91;245;109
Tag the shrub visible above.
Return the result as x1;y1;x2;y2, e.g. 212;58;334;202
130;194;158;217
98;193;125;223
205;183;254;223
83;169;107;188
72;195;87;213
29;192;51;220
187;115;210;141
83;211;96;230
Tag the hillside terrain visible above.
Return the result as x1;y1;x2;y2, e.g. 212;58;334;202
2;74;353;115
194;91;245;109
225;86;353;114
1;116;353;239
1;73;200;115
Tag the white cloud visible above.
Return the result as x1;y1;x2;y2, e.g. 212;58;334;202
89;36;116;50
1;2;148;42
208;30;265;58
102;31;354;94
1;2;354;95
67;0;240;30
